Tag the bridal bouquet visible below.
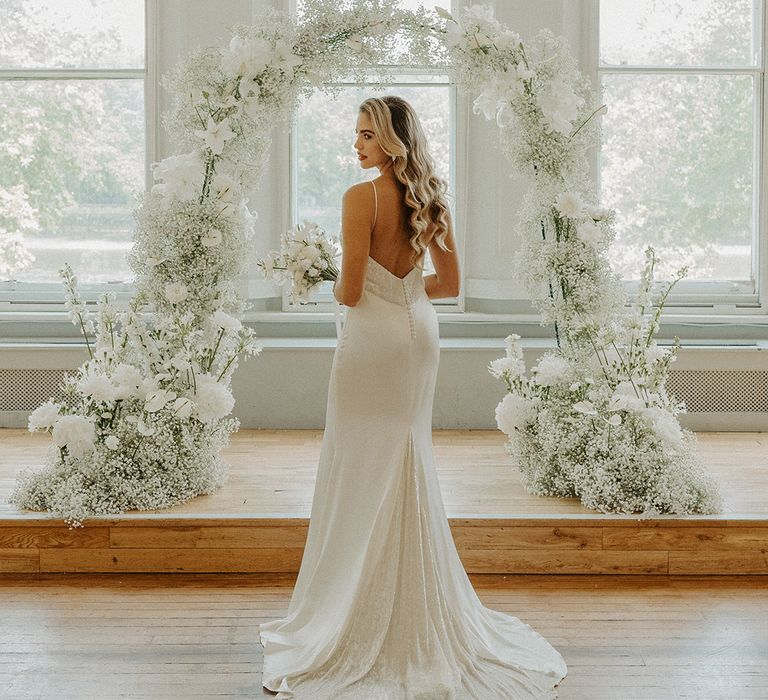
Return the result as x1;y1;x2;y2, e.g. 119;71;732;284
258;220;340;303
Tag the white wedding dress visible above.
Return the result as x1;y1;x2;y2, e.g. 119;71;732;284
259;183;567;699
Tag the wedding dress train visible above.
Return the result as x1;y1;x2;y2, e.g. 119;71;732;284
260;243;567;698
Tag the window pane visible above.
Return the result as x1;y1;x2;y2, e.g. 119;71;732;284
296;82;450;242
599;73;755;283
600;0;761;67
0;79;145;284
0;0;145;69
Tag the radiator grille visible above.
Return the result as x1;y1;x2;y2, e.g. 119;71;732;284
0;369;71;411
1;367;767;413
667;369;768;413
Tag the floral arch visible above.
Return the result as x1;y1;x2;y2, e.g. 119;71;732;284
12;1;721;526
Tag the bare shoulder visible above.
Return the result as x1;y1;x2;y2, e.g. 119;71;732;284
342;182;375;222
343;181;374;202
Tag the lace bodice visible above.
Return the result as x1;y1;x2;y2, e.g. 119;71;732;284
365;255;425;307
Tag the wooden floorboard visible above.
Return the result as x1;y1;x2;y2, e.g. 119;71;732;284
0;573;766;699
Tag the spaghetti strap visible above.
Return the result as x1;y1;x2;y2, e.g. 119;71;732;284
370;180;377;232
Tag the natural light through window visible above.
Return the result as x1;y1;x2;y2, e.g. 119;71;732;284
0;0;146;286
598;0;763;296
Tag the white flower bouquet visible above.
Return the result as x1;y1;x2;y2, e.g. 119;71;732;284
258;220;340;303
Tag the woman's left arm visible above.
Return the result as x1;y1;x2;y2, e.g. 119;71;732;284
333;183;373;307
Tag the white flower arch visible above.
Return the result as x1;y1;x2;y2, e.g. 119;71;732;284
11;1;721;525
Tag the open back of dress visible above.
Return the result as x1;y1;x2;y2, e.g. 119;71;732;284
259;181;567;699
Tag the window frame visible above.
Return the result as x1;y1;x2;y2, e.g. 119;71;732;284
592;0;768;315
0;0;157;312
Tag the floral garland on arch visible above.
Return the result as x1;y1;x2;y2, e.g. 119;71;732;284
9;0;720;526
440;6;722;514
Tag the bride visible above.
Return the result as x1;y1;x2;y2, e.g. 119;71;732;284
259;95;567;699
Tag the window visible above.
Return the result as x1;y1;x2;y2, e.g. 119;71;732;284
597;0;765;305
287;0;459;311
0;0;148;304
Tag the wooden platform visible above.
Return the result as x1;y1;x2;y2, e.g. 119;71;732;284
1;429;767;575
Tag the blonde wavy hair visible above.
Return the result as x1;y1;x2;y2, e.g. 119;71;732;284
358;96;452;266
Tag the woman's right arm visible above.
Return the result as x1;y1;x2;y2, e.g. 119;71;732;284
424;210;460;299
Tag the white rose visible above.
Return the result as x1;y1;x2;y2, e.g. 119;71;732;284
302;244;320;262
52;415;96;458
151;151;204;201
28;400;61;432
537;78;582;134
495;393;537;437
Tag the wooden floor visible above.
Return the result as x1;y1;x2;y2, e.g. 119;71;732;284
2;429;767;517
0;572;766;699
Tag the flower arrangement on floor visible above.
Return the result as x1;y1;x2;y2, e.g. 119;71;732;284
11;189;261;527
10;0;721;525
436;6;721;513
258;220;340;304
